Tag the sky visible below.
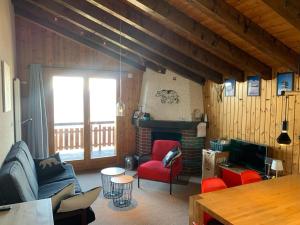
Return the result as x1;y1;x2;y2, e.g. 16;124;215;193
53;76;116;124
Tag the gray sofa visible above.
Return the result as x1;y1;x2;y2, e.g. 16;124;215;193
0;141;95;225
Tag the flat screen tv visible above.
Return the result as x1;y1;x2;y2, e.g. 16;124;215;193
228;139;267;174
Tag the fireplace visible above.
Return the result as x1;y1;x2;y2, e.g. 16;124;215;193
135;120;204;175
151;131;182;143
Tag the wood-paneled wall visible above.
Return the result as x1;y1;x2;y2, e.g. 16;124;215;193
204;71;300;175
15;16;143;170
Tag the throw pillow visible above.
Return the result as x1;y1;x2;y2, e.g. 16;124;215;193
57;187;101;213
162;147;182;167
34;153;65;179
51;183;75;211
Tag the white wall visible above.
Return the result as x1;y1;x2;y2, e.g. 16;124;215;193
139;69;204;121
0;0;16;165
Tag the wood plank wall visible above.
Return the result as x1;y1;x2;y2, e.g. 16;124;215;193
15;16;143;170
204;71;300;175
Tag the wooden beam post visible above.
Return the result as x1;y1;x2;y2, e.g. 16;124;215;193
181;0;300;72
88;0;244;81
126;0;272;79
52;0;222;82
14;7;146;72
14;0;206;84
262;0;300;33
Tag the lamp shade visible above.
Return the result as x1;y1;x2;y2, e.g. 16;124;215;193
277;121;291;145
116;101;125;117
271;160;283;171
277;132;291;145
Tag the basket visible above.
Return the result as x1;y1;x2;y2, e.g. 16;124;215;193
210;139;231;151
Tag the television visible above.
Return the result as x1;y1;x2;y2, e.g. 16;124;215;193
228;139;267;174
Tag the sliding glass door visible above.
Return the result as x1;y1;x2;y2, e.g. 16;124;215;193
53;76;85;161
51;74;117;165
89;78;116;159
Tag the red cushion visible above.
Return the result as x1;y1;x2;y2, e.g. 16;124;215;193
240;170;262;184
138;160;171;182
152;140;181;161
138;157;182;183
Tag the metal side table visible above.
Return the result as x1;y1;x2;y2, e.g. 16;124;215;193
111;175;134;208
101;167;125;199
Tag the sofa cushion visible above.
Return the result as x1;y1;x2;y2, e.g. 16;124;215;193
4;148;39;199
38;179;82;200
38;163;76;186
51;183;75;211
0;161;36;205
35;153;65;180
162;146;182;167
57;187;101;213
6;141;37;177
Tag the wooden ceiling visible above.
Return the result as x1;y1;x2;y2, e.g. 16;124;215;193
12;0;300;84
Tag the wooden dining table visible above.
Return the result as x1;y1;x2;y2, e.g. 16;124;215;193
189;175;300;225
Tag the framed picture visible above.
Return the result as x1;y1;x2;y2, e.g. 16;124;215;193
131;110;141;124
224;79;236;97
1;60;12;112
247;75;260;96
133;110;141;119
277;72;294;96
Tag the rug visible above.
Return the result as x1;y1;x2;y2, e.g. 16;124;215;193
77;170;201;225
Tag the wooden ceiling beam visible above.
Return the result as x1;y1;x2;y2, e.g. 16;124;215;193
86;0;244;81
126;0;272;79
13;6;149;72
262;0;300;33
52;0;222;83
15;0;205;84
179;0;300;72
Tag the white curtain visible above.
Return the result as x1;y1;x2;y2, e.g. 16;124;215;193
27;64;49;158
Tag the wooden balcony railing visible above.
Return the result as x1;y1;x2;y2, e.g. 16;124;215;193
54;121;115;152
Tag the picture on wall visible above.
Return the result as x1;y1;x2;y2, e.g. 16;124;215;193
1;60;12;112
247;75;260;96
277;72;294;96
224;79;236;97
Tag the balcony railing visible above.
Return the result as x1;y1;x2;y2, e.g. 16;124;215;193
54;121;115;152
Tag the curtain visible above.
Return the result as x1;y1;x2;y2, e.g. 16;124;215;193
27;64;49;158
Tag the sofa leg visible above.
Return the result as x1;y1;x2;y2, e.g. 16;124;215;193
170;180;172;195
138;177;140;188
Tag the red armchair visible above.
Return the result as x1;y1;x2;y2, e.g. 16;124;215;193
137;140;182;195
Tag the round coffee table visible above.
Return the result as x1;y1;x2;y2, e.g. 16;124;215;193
101;167;125;199
111;175;134;208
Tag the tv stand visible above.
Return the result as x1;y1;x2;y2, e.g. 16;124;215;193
219;165;248;187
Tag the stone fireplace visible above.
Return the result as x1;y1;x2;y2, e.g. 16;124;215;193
135;120;204;175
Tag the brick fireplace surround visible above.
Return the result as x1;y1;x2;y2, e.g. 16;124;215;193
135;120;204;175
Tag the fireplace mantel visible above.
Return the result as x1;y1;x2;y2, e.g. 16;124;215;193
134;119;200;130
